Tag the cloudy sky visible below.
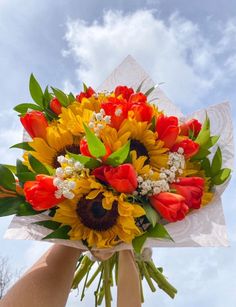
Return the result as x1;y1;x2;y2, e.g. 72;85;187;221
0;0;236;306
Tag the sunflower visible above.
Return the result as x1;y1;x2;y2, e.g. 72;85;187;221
23;124;81;169
52;182;145;248
101;119;169;171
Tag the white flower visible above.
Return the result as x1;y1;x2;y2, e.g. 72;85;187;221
67;180;76;189
95;113;103;121
104;115;111;123
100;108;105;116
55;189;63;199
74;162;83;170
177;147;184;154
115;108;122;116
64;166;73;175
97;123;104;130
88;122;95;128
56;167;64;177
57;156;67;164
63;190;75;199
53;177;63;187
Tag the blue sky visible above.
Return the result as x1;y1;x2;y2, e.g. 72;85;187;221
0;0;236;306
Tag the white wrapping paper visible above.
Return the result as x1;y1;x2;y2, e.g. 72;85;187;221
4;55;234;250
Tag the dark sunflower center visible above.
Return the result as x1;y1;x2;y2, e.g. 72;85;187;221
52;144;81;168
130;139;149;162
76;193;118;231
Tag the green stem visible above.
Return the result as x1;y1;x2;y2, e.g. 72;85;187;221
104;260;112;307
94;268;103;307
147;260;177;298
72;256;93;289
140;261;156;292
139;272;144;303
80;262;93;301
115;253;118;286
86;262;103;288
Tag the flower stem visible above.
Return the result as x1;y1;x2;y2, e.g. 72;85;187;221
140;261;156;292
80;262;93;301
94;268;103;307
86;262;103;288
104;260;112;307
72;256;93;289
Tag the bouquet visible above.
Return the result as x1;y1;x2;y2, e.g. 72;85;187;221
0;57;232;306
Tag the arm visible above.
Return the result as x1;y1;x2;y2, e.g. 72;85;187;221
0;244;82;307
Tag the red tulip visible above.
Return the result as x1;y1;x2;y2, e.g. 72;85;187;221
128;93;147;105
149;192;189;222
171;177;204;209
49;98;62;115
20;111;48;140
93;164;138;194
156;114;179;148
130;103;153;122
101;97;128;130
115;85;134;101
171;139;199;158
76;86;95;103
180;119;202;138
24;175;64;211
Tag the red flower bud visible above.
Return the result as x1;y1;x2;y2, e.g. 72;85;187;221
93;164;138;194
49;98;62;115
24;175;64;211
156;114;179;148
171;177;204;209
180;119;202;137
20;111;48;139
115;85;134;101
171;139;199;158
149;192;189;222
76;87;95;103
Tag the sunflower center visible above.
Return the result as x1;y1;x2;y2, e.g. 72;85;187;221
76;193;118;231
130;139;149;161
52;144;81;168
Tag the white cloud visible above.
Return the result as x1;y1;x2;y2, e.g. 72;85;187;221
63;10;236;106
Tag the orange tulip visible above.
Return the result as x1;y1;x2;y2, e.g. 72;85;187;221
150;192;189;222
24;175;63;211
20;111;48;139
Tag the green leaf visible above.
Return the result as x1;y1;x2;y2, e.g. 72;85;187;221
195;129;210;147
29;74;44;107
17;202;43;216
44;108;59;120
10;142;34;151
132;233;148;254
14;103;43;114
0;197;23;216
211;147;222;176
142;204;159;227
206;135;220;149
83;83;88;92
28;154;50;175
201;158;211;177
43;86;53;106
191;148;211;161
83;124;106;158
213;168;231;185
3;165;17;174
0;164;16;191
148;224;174;241
144;85;155;97
34;220;61;230
106;141;130;166
150;116;156;131
16;172;36;183
16;159;30;173
136;79;147;92
68;92;75;103
43;225;71;240
66;152;101;169
51;87;69;107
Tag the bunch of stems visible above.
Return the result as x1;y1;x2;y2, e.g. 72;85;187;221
72;252;177;306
